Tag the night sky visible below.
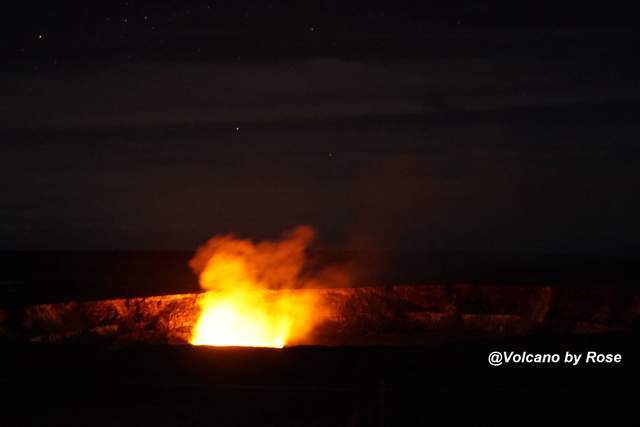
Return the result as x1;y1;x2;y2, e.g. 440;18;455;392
2;1;640;256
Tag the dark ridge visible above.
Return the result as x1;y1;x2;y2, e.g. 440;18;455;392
1;251;639;306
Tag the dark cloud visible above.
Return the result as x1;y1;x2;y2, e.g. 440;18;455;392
2;34;640;255
2;57;639;131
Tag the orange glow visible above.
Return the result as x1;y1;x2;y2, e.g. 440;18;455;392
189;226;336;348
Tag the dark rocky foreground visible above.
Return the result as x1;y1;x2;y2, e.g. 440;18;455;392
0;336;637;426
1;284;638;345
1;284;638;426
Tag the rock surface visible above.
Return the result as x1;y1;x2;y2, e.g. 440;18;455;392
1;284;637;345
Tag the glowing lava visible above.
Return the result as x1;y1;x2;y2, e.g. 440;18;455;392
189;226;335;348
191;288;320;348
